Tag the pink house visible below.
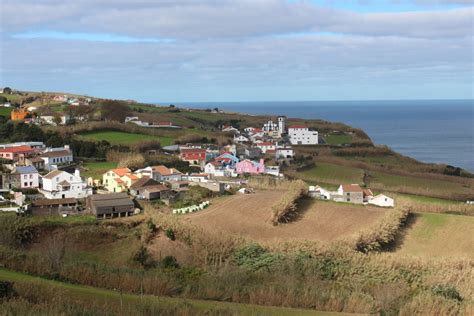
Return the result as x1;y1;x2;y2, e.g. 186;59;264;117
235;159;265;174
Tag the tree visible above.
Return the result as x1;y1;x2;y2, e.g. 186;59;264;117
53;114;62;126
100;100;131;122
2;87;12;94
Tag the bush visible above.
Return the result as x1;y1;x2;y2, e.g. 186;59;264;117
161;256;179;269
431;284;462;302
233;244;281;271
0;281;16;299
165;228;176;241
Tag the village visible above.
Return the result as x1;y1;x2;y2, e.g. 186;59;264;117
0;108;394;220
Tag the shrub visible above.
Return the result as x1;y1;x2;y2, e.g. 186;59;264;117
161;256;179;269
0;281;16;299
132;245;155;269
431;284;462;302
165;228;176;241
270;180;308;225
233;244;281;271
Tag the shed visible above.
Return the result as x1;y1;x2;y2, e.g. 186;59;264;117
86;193;135;219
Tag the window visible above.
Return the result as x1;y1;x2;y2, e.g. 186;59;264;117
24;182;27;186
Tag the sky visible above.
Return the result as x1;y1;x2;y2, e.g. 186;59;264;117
0;0;473;102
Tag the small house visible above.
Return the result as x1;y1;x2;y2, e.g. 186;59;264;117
368;194;394;208
235;159;265;175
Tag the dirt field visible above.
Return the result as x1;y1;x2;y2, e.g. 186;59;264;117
394;212;474;259
184;191;388;243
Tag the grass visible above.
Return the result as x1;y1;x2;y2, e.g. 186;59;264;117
290;162;364;186
78;130;174;146
0;268;347;316
400;194;463;205
0;107;12;117
82;161;117;179
367;170;473;200
324;134;352;145
395;212;474;259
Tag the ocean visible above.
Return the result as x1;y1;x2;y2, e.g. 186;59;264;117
175;100;474;172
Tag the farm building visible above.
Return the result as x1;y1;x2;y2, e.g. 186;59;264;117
368;194;394;207
32;198;79;216
86;193;135;219
333;184;373;204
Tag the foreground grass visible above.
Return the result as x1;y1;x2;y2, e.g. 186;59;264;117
0;107;12;117
324;134;352;145
82;161;117;179
0;269;347;316
395;212;474;259
78;130;174;146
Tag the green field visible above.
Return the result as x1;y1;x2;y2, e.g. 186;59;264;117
400;193;463;205
78;130;174;146
0;107;12;117
290;162;364;186
0;269;346;316
367;171;473;200
396;212;474;259
324;134;352;145
82;161;117;179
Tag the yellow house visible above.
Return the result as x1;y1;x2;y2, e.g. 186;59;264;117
120;173;140;189
102;168;131;192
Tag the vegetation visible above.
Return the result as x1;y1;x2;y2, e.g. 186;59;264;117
81;161;117;179
270;180;308;225
78;130;173;146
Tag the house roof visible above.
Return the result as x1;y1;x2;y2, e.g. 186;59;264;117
288;125;307;129
27;156;44;163
58;180;71;186
14;165;38;174
122;174;139;181
42;169;65;179
190;173;209;177
180;148;206;154
256;142;274;146
130;177;160;189
89;193;134;209
0;145;33;153
40;150;72;158
110;168;131;177
143;185;169;193
341;184;364;193
151;165;182;176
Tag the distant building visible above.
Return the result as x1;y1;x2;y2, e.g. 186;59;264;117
276;146;294;159
40;146;73;170
86;193;135;219
334;184;373;204
40;169;91;199
180;148;207;165
102;168;132;193
288;125;318;145
11;108;29;121
235;159;265;175
256;142;275;154
137;165;182;182
0;146;35;161
13;165;39;189
368;194;394;207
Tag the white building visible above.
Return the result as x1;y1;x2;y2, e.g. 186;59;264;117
14;166;39;189
40;114;70;126
40;146;73;171
277;116;286;135
288;125;318;145
255;142;275;154
233;135;249;143
136;165;182;182
368;194;394;207
275;146;294;159
40;169;91;199
204;162;237;178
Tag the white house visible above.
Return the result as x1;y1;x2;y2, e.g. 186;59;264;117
255;142;276;154
275;146;294;159
40;114;70;126
13;166;39;189
40;146;73;171
309;185;332;200
40;169;91;199
233;135;249;143
288;125;319;145
204;162;237;178
222;125;239;133
136;165;182;182
368;194;394;207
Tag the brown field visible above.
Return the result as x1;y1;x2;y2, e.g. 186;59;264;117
185;191;388;243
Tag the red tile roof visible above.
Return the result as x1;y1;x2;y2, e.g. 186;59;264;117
288;125;307;129
0;146;34;153
111;168;131;177
341;184;363;193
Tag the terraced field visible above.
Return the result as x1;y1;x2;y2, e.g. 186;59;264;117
394;212;474;259
185;191;387;243
78;130;174;146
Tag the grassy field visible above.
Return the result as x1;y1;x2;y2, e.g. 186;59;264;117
0;269;347;316
288;162;364;186
82;161;117;179
185;191;387;243
324;133;352;145
0;107;12;117
395;212;474;259
78;130;174;146
367;170;473;200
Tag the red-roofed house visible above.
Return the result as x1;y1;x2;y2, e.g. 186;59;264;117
0;146;35;161
137;165;183;182
102;168;132;192
180;148;207;165
255;142;275;154
337;184;373;204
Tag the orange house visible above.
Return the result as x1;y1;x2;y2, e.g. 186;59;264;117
11;108;29;121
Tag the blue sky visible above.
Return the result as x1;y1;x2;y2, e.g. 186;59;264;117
1;0;472;102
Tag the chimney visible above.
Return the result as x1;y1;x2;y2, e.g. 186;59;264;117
74;169;80;178
64;144;70;150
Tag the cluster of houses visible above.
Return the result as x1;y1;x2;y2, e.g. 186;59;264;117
309;184;394;207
